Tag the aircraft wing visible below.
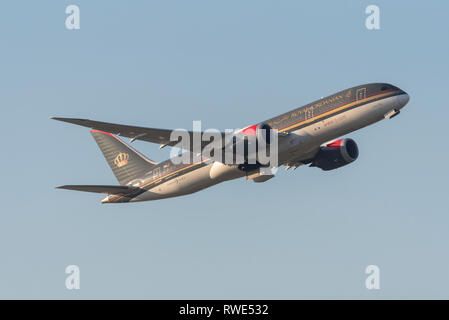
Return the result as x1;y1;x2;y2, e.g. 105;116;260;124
56;185;141;194
51;117;225;149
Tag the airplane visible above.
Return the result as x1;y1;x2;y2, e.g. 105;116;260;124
52;82;409;203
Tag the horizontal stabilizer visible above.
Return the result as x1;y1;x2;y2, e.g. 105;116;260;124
56;185;141;194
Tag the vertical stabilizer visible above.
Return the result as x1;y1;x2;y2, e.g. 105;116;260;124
90;130;158;185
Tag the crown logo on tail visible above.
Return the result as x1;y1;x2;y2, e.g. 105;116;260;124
114;152;129;167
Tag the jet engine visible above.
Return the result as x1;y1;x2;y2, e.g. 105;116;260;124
310;138;359;171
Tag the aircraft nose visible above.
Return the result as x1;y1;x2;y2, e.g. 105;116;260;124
397;92;410;109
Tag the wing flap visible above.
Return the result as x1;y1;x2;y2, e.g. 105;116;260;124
56;185;141;194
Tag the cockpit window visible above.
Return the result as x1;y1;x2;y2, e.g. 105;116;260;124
381;85;391;91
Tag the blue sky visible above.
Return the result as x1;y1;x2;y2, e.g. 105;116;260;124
0;0;448;299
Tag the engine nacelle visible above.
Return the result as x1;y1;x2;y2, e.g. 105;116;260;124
310;138;359;171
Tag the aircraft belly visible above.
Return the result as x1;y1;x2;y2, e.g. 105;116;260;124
134;164;221;201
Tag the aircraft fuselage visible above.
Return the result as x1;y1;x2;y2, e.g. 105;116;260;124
102;83;409;203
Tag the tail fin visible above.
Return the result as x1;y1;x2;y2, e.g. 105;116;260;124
90;130;158;185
